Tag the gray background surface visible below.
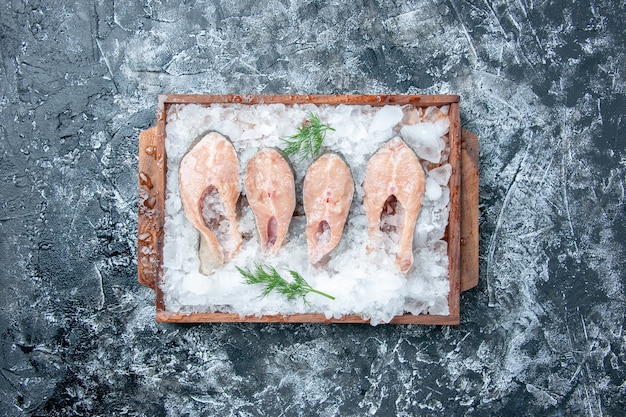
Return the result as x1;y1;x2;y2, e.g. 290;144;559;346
1;0;624;415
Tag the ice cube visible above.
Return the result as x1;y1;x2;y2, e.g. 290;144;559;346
219;121;243;140
428;164;452;186
402;107;422;125
432;187;450;210
425;177;442;200
370;128;393;144
371;105;404;132
400;123;442;163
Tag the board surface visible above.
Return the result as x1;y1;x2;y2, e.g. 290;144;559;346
137;94;477;324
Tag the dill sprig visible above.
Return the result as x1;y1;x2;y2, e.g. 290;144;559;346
237;263;335;303
282;112;335;161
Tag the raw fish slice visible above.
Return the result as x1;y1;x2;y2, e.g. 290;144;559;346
244;148;296;254
363;137;425;273
179;132;242;275
303;153;354;265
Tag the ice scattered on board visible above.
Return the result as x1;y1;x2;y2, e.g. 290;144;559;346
162;103;452;325
369;105;404;143
425;177;443;201
399;106;450;163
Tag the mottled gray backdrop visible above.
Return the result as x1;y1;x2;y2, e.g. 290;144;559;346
1;0;624;416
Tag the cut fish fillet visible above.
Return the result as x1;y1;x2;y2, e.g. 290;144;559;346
244;148;296;254
303;153;354;265
363;137;425;273
179;132;242;275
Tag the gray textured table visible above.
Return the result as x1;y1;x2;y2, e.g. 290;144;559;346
1;1;624;416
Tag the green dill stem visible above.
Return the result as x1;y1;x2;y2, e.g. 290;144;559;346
238;263;334;302
307;288;336;300
282;112;334;161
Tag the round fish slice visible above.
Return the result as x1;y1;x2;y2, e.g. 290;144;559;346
178;131;242;275
244;148;296;254
303;152;354;265
363;137;425;273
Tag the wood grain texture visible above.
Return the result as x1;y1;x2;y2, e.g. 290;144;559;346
445;102;462;322
156;311;461;325
460;129;480;291
137;126;165;291
158;93;460;107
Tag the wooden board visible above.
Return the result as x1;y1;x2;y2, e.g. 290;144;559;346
137;94;478;324
137;126;161;291
460;129;479;291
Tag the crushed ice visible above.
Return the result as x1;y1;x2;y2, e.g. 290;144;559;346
162;103;453;324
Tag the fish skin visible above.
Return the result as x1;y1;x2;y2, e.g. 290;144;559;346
178;131;242;275
244;148;296;254
303;153;354;265
363;137;425;273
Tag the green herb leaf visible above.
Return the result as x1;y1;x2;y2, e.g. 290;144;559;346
282;112;335;161
237;263;335;303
